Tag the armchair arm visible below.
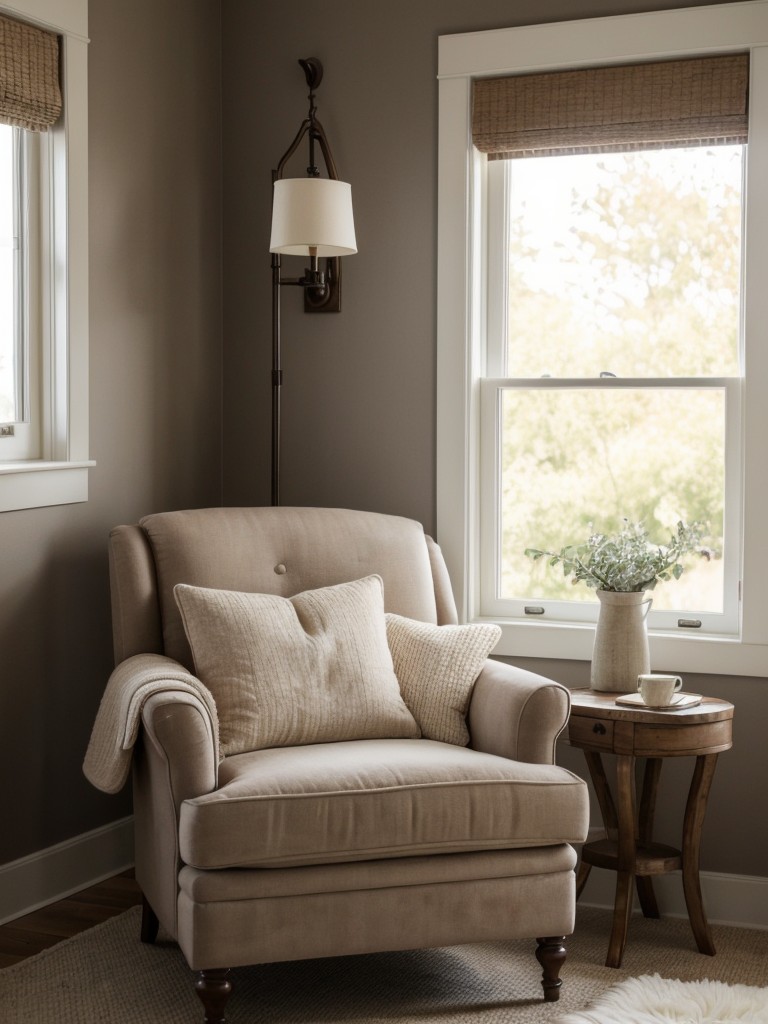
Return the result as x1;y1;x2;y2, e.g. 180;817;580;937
132;679;219;939
140;691;219;803
83;652;219;794
467;658;571;764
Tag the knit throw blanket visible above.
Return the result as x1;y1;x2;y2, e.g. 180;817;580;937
83;653;219;794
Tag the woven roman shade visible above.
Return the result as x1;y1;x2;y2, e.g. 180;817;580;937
473;54;749;159
0;14;61;131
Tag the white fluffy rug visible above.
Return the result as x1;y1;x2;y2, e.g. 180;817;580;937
557;974;768;1024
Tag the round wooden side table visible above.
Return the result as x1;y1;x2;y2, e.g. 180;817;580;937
567;689;734;968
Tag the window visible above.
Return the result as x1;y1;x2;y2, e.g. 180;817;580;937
0;126;25;429
482;142;743;636
437;2;768;676
0;124;42;462
0;0;91;512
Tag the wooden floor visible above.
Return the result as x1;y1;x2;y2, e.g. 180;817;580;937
0;870;142;968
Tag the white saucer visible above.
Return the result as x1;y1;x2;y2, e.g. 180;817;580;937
614;691;702;711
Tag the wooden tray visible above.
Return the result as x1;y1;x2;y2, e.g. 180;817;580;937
615;691;702;711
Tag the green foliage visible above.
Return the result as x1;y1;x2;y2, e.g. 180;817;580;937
525;519;703;593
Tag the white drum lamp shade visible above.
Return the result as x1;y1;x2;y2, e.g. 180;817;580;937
270;178;357;256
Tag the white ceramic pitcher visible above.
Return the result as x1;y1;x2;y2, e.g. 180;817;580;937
590;590;652;692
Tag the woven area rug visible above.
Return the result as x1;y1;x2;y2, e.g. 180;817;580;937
1;906;766;1023
557;974;768;1023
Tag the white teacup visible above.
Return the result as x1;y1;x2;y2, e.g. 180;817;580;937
637;673;683;706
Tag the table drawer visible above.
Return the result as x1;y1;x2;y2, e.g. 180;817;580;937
569;715;614;750
632;719;733;756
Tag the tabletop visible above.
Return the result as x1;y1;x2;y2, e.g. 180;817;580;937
569;688;734;726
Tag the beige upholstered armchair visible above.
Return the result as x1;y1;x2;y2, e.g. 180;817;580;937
86;507;588;1023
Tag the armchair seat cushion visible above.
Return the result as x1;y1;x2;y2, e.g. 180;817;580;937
179;738;588;870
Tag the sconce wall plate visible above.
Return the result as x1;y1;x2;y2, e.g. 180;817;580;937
304;258;341;312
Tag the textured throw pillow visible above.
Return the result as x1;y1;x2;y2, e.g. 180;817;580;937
175;575;420;756
385;614;501;745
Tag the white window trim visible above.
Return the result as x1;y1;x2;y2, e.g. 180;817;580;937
0;0;92;512
437;0;768;677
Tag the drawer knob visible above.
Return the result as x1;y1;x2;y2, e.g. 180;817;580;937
592;722;607;735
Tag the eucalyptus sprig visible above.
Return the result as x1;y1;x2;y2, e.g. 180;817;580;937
525;519;703;593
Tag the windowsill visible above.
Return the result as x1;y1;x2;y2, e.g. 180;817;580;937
0;459;96;512
0;459;95;475
481;617;768;678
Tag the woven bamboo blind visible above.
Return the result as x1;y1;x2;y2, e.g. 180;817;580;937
473;54;749;159
0;14;61;132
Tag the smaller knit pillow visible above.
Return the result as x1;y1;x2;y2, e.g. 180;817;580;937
175;575;420;757
385;615;501;745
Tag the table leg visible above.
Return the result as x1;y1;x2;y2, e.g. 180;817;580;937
606;754;636;968
682;753;719;956
636;757;662;919
577;745;618;905
576;860;591;899
583;750;619;840
577;750;618;902
577;753;618;905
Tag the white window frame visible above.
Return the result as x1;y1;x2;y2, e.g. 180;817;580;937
437;0;768;677
1;127;42;461
483;151;744;638
0;0;92;512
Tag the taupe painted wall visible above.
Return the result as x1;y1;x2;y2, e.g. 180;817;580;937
0;0;222;864
222;0;766;877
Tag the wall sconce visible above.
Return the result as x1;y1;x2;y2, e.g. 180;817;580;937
269;58;357;506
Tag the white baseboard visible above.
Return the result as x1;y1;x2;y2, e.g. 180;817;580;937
0;816;134;926
578;832;768;930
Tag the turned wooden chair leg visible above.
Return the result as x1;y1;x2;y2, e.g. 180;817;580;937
194;969;233;1024
536;936;566;1001
140;895;159;944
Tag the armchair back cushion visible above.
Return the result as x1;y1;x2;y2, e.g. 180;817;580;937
111;507;451;669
